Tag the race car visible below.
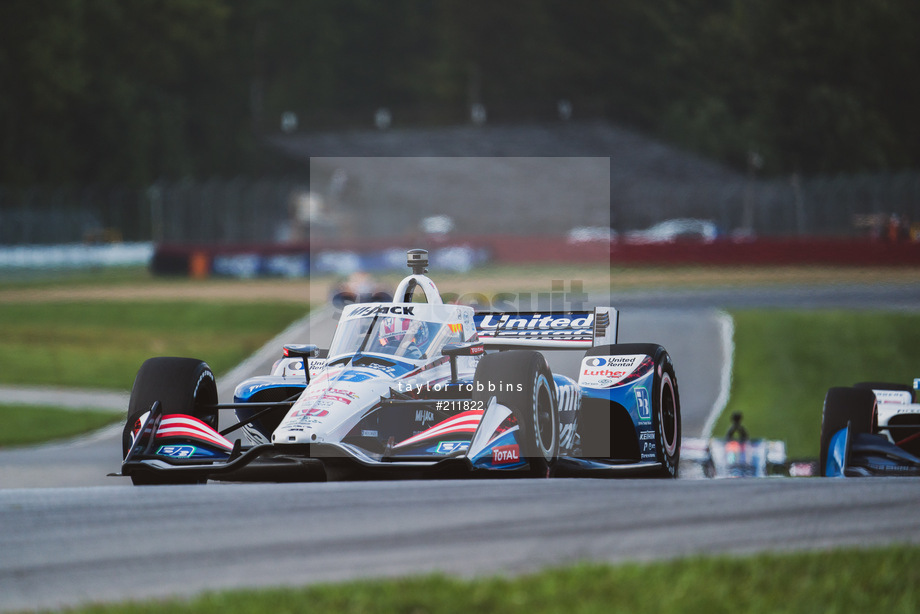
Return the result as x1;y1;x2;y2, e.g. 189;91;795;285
117;249;681;484
820;381;920;476
682;413;788;478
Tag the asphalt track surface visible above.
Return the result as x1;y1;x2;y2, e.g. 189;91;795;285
4;478;920;612
2;285;920;611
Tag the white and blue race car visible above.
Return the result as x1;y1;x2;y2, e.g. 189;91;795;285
118;249;681;484
821;381;920;477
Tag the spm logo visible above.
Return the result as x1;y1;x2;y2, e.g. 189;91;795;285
635;388;651;421
157;445;197;459
436;441;469;454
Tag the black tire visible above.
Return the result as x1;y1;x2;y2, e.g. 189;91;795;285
819;387;876;477
473;351;558;477
123;357;219;485
854;381;915;403
585;343;681;478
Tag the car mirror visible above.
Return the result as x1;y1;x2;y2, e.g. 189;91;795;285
441;342;485;383
283;344;319;359
283;344;319;384
441;342;485;358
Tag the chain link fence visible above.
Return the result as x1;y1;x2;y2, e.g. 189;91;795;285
0;178;308;245
1;171;919;245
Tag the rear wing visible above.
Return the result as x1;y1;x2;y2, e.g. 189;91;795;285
473;306;617;350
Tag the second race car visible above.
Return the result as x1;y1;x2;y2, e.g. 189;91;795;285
820;380;920;476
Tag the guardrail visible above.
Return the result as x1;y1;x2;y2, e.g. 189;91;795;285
0;242;154;270
147;236;920;278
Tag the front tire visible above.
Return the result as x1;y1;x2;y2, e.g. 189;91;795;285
123;357;219;485
473;351;559;477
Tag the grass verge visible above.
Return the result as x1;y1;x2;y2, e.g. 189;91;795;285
65;545;919;614
714;309;920;459
6;264;920;305
0;404;121;447
0;301;309;389
0;265;153;289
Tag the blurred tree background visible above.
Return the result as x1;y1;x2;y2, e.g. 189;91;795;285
1;0;918;187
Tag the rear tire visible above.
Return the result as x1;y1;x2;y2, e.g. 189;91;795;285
473;351;558;477
123;357;219;485
819;387;876;477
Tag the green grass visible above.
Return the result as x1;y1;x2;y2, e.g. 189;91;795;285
714;310;920;459
61;545;920;614
0;404;121;447
0;265;153;289
0;301;309;389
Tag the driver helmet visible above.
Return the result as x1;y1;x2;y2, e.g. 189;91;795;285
380;317;429;349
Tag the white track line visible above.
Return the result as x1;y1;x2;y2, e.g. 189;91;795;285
701;310;734;438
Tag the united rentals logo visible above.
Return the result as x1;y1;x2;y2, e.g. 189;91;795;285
475;313;594;340
584;356;636;368
579;354;646;388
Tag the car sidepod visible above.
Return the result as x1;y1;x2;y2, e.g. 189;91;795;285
570;343;681;477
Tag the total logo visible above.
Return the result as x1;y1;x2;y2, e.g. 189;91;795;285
492;444;521;465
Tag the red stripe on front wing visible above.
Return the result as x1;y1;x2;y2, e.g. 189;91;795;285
394;410;484;448
156;414;233;449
